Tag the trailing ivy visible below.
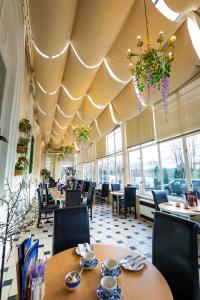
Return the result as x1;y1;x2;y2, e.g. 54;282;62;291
29;135;34;174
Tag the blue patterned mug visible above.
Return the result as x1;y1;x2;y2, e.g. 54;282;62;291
101;259;121;278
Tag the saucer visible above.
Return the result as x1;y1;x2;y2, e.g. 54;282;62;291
101;265;121;278
119;255;145;271
80;258;98;270
97;285;121;300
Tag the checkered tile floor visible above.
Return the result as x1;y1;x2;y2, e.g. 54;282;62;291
2;203;200;299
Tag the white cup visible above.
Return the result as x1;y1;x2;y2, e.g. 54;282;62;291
103;259;118;270
100;276;117;292
81;251;95;262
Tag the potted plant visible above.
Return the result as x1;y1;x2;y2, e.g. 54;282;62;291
18;156;28;165
40;168;50;181
19;119;32;136
73;127;91;143
17;137;29;153
14;162;24;176
63;145;74;154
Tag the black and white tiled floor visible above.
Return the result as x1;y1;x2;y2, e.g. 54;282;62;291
2;204;200;299
2;204;153;299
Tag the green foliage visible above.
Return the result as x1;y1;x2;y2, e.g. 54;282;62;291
174;167;185;179
63;145;73;154
19;119;32;136
15;162;24;170
163;168;169;184
73;127;90;143
29;136;34;174
153;166;160;179
40;168;50;179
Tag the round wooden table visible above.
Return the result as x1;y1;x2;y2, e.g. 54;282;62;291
44;244;173;300
159;202;200;220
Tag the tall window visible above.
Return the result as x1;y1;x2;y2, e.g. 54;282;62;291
83;162;93;180
116;154;123;184
129;149;142;187
160;138;186;196
106;127;122;155
108;156;116;183
142;144;160;190
186;134;200;180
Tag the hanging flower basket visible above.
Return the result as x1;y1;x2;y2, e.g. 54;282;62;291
19;118;32;136
63;145;74;154
73;127;91;143
17;145;26;154
14;162;24;176
14;169;24;176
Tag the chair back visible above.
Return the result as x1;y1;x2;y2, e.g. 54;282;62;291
65;190;81;207
37;188;43;211
91;181;96;187
52;206;90;255
101;183;109;197
84;181;90;193
87;186;95;205
152;212;199;300
124;186;136;207
111;183;121;192
152;190;168;211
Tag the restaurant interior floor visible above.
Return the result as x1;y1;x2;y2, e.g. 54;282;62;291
2;203;200;299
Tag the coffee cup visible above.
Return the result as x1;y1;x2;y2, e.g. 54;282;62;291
100;276;117;292
81;251;95;262
101;259;121;277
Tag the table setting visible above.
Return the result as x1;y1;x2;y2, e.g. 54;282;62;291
64;243;146;299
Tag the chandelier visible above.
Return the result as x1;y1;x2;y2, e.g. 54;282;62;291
127;0;176;116
58;145;74;161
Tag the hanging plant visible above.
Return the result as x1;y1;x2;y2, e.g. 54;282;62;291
14;162;24;176
127;0;176;116
63;145;74;154
40;168;51;179
73;127;91;143
19;119;32;136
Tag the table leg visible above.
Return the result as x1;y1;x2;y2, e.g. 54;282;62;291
117;196;120;215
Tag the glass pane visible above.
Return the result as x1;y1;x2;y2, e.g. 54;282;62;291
160;138;186;197
83;162;92;180
98;160;103;184
142;145;160;190
116;154;123;184
108;156;116;183
102;158;109;183
186;134;200;197
107;132;115;154
115;128;122;152
129;150;141;187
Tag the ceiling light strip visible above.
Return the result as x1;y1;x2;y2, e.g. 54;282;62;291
52;128;59;136
70;42;103;69
61;84;82;101
87;94;106;110
36;79;58;95
104;59;131;84
94;119;102;136
54;119;67;130
37;102;47;115
56;104;73;118
32;39;69;59
109;103;119;125
74;141;79;151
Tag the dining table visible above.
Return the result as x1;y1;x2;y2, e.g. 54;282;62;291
159;202;200;220
44;244;173;300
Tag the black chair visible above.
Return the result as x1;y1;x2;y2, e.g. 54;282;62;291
152;190;168;211
52;206;90;255
119;186;137;219
36;188;58;227
152;212;199;300
96;183;109;205
65;190;81;207
111;183;123;212
87;186;95;220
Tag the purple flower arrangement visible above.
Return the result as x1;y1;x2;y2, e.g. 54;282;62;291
30;260;46;281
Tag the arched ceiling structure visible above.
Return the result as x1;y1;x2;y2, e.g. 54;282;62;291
27;0;200;149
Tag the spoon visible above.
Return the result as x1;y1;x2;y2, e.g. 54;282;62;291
120;255;140;265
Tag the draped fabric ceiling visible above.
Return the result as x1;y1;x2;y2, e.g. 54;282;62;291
28;0;200;149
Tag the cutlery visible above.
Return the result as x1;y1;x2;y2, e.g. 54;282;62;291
120;255;140;265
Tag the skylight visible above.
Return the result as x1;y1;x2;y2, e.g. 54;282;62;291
187;17;200;59
152;0;180;22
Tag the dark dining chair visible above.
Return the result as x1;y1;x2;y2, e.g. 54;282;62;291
96;183;109;205
52;206;90;255
152;211;199;300
111;183;123;212
87;186;95;220
152;190;168;211
36;188;58;227
65;190;81;207
119;186;137;219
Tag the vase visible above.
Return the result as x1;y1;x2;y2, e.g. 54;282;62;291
31;277;45;300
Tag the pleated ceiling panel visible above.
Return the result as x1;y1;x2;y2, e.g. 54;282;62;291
154;77;200;142
90;121;101;142
29;0;77;55
35;83;58;115
97;106;117;136
62;47;99;98
33;47;67;91
71;0;135;66
52;121;66;136
88;63;126;106
112;81;143;121
126;107;155;148
54;109;72;128
71;113;84;128
57;87;82;116
107;0;181;81
38;113;54;133
165;0;200;14
44;133;51;145
96;136;106;159
79;97;103;125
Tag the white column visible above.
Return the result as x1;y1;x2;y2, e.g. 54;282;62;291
182;136;192;189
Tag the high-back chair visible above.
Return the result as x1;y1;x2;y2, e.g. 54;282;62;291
99;183;109;205
120;186;137;219
152;190;168;211
152;212;199;300
65;190;81;207
52;206;90;255
87;186;95;220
